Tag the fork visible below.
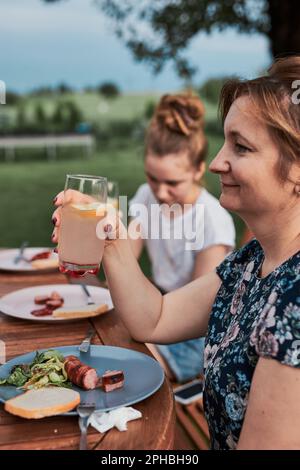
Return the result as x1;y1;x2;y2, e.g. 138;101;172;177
79;326;95;353
77;403;95;450
13;241;29;264
80;284;95;305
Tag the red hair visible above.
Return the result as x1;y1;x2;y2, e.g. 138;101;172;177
145;93;207;168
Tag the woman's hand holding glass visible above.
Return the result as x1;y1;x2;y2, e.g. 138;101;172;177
52;174;124;277
52;191;123;256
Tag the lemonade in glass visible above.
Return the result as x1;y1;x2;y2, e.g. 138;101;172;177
58;174;107;276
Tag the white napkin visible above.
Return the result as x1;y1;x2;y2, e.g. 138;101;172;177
88;406;142;433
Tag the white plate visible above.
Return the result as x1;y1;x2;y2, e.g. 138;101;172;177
0;247;58;272
0;284;113;322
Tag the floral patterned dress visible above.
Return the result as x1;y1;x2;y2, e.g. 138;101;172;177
204;239;300;450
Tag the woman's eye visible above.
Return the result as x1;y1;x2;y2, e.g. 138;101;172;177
235;143;250;153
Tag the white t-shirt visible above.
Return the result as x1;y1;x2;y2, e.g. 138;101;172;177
129;183;236;292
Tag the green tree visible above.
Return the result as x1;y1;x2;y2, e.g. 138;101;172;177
34;103;47;127
57;82;73;94
30;86;54;97
199;77;234;104
98;82;120;99
52;102;66;132
52;101;83;132
6;90;20;105
43;0;300;79
16;106;27;131
65;102;83;131
144;100;156;120
52;102;64;124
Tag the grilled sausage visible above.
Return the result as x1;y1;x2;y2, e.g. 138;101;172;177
64;356;98;390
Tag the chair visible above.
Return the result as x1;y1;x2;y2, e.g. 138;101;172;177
175;396;210;450
172;378;210;450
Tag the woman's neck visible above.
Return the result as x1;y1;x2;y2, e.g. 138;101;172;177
244;208;300;277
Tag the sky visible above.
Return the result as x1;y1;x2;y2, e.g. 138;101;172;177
0;0;271;93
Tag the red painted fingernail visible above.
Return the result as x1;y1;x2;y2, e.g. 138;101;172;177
104;224;113;233
52;217;57;226
53;247;58;253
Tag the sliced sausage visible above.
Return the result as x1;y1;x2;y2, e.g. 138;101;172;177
102;370;124;392
30;251;51;261
46;299;64;309
50;291;64;301
34;295;50;305
31;307;53;317
82;368;98;390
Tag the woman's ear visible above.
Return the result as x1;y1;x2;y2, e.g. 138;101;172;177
194;162;206;182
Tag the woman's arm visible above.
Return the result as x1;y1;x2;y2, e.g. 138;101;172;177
103;233;221;344
237;357;300;449
52;195;221;345
191;244;232;280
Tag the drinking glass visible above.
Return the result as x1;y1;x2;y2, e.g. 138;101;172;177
107;181;119;210
58;174;107;276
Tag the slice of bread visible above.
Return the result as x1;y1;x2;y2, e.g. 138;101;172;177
52;303;108;319
5;387;80;419
31;258;59;270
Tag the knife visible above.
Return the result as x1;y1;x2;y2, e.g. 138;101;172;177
79;326;95;353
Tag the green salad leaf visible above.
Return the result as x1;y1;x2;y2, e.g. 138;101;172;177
0;349;71;390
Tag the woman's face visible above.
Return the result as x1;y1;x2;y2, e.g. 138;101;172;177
144;152;204;206
209;96;299;216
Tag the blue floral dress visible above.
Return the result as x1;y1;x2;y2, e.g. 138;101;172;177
204;239;300;450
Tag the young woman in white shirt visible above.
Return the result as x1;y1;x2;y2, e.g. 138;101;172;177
128;94;236;382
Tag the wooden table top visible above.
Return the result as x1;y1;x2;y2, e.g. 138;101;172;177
0;268;175;450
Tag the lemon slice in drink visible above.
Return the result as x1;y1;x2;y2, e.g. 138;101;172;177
71;202;106;218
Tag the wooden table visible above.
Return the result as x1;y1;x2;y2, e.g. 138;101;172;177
0;269;175;450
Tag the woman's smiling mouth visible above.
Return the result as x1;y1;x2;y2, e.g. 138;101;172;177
221;181;240;188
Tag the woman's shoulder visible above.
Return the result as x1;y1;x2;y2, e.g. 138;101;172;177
230;238;262;263
216;239;262;283
276;249;300;291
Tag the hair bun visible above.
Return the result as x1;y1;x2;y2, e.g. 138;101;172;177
155;94;205;136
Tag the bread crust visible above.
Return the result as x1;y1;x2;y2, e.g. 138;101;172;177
52;303;108;319
31;259;59;269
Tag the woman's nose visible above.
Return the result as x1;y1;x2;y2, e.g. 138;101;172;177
209;146;230;174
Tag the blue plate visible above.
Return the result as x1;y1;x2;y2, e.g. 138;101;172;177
0;345;165;414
